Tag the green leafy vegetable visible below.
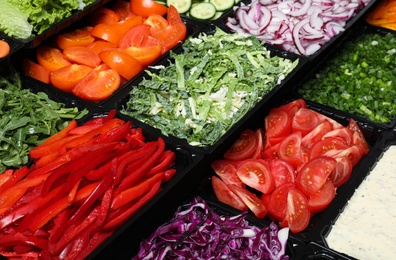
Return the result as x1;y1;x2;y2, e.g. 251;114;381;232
122;29;298;147
0;0;33;38
298;32;396;124
0;68;88;173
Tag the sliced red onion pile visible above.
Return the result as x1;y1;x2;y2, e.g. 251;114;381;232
133;197;290;260
226;0;370;56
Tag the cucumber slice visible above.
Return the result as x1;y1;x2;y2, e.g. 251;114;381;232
210;0;234;11
189;2;216;20
167;0;192;14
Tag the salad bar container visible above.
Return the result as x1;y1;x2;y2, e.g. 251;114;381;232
1;0;396;259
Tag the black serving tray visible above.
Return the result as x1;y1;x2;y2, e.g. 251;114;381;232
108;24;308;158
301;242;356;260
293;23;396;129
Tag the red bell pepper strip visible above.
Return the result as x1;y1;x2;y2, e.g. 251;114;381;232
48;208;71;244
74;231;113;259
88;121;132;145
0;169;13;187
0;233;48;250
67;123;104;135
146;150;175;177
111;171;164;210
35;151;60;168
96;166;116;227
103;180;161;231
29;135;80;160
116;137;165;193
0;187;28;215
163;168;177;182
37;119;77;147
103;109;117;122
0;166;29;193
58;225;91;259
85;158;114;181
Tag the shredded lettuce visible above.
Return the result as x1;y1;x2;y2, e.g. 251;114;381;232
122;29;299;147
0;0;33;38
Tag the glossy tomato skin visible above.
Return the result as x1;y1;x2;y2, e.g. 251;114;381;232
224;129;257;161
308;137;350;160
301;119;333;149
63;46;102;68
99;49;143;80
296;156;337;197
252;128;264;159
228;184;268;218
322;127;353;146
277;131;304;169
130;0;168;17
36;46;72;72
122;45;162;67
56;27;95;50
211;160;245;188
269;158;296;188
268;182;295;221
348;118;370;155
50;64;92;92
264;108;292;147
281;187;311;234
328;156;353;187
292;107;321;136
22;59;50;84
307;179;336;213
324;145;362;166
212;176;248;211
236;159;275;194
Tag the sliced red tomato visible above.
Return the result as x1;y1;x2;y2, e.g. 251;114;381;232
56;27;95;50
119;24;152;48
99;49;143;80
301;119;333;149
130;0;168;17
72;64;121;101
22;59;51;84
122;44;162;67
36;46;72;72
328;156;353;187
144;14;169;37
50;64;92;92
264;108;292;146
278;99;307;113
112;0;136;21
63;46;102;67
322;127;353;146
224;129;257;161
228;184;268;218
112;16;144;36
347;118;370;155
154;21;186;52
252;128;264;159
269;159;296;188
307;179;335;213
261;143;279;159
90;23;123;45
87;8;119;26
277;131;304;169
296;156;337;197
236;159;275;194
268;182;295;221
211;176;248;211
324;145;362;166
166;5;184;26
211;160;245;188
313;111;343;130
292;107;321;136
308;137;350;160
281;187;310;234
86;40;117;54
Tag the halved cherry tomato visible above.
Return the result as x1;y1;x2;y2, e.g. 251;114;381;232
264;108;292;147
296;156;336;197
22;59;51;84
155;22;186;52
122;44;162;67
328;156;353;187
281;187;311;234
268;182;295;221
72;64;121;101
63;46;102;67
211;160;245;188
86;40;117;54
224;129;257;161
269;158;295;187
236;159;275;194
307;179;335;213
36;46;72;72
56;27;95;50
211;176;248;211
144;14;168;37
301;120;333;149
277;131;304;169
87;8;119;26
292;107;320;136
99;49;143;80
228;184;268;218
50;64;92;92
347;118;370;155
322;127;353;146
130;0;168;17
308;137;350;160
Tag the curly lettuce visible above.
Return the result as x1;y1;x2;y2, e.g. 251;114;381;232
0;0;33;38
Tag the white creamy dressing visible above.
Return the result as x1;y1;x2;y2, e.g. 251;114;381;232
326;145;396;260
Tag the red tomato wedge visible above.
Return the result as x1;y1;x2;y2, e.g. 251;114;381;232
36;46;72;72
130;0;168;17
264;108;292;146
236;159;275;194
281;187;310;234
22;59;51;84
87;8;119;26
63;46;102;67
261;142;279;160
144;14;168;37
99;49;143;80
252;128;264;159
86;40;117;54
277;131;304;169
328;156;353;187
224;129;257;161
228;184;268;218
308;137;350;160
50;64;92;92
347;118;370;155
324;145;362;166
119;24;153;48
269;159;296;188
268;182;295;221
211;160;245;188
307;179;335;213
301;119;333;149
296;156;336;197
292;107;320;136
155;18;186;52
211;176;248;211
56;27;95;50
322;127;353;146
122;45;162;67
113;0;136;21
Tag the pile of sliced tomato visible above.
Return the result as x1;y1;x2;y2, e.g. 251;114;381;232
211;99;370;233
22;0;187;101
0;111;176;258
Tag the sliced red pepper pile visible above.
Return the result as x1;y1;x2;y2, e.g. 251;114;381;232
0;111;176;259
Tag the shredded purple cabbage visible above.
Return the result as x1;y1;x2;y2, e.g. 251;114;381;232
133;197;289;260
